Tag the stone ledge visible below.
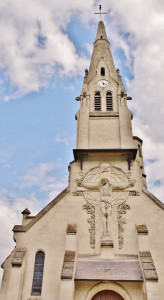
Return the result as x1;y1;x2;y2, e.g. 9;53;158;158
136;224;148;235
89;112;119;118
133;136;143;144
66;224;77;234
101;237;114;247
13;225;26;232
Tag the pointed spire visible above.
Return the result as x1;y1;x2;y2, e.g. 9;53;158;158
95;21;109;43
86;21;117;83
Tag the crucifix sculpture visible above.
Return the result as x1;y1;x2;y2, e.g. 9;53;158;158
77;176;135;237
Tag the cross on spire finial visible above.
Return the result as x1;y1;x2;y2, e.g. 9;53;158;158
95;4;107;20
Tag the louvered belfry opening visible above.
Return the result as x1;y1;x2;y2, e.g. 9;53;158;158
106;91;113;111
95;91;101;110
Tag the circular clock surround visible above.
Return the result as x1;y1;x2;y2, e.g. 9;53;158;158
98;80;109;87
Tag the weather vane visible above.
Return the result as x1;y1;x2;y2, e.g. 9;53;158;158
95;4;107;20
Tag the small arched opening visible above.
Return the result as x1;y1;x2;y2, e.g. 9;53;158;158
101;67;105;76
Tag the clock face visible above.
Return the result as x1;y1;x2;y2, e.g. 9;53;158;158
98;80;109;87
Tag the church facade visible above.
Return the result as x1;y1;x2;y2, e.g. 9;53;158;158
0;21;164;300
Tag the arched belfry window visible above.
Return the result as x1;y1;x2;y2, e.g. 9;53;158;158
95;91;101;111
101;67;105;76
31;251;45;295
106;91;113;111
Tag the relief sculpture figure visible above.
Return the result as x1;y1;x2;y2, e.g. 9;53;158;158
77;165;135;240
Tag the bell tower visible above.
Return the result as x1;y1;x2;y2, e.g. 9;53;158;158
72;20;147;247
76;21;134;150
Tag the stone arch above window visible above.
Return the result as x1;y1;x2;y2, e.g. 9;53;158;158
106;91;113;111
31;251;45;295
95;91;101;111
101;67;105;76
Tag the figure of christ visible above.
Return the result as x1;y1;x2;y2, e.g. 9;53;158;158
77;178;134;236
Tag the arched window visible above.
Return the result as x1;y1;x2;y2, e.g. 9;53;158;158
31;251;45;295
101;67;105;76
95;92;101;111
106;91;113;111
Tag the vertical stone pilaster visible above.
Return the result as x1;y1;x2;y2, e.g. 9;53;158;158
59;224;77;300
77;95;89;149
136;225;160;300
6;248;27;300
119;98;134;148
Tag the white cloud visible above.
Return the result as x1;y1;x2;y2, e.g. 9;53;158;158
54;132;75;146
0;0;97;99
100;0;164;201
108;1;164;137
0;143;18;168
0;189;41;283
21;162;67;199
84;43;93;56
0;162;67;282
55;134;70;146
131;118;164;201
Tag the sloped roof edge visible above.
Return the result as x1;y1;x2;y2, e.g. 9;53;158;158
13;187;69;232
1;249;15;269
143;187;164;210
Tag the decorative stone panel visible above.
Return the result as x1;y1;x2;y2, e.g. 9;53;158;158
61;251;75;279
136;224;148;235
11;247;26;267
66;224;77;234
139;251;158;281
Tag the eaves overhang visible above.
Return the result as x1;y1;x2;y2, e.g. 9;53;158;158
73;148;137;161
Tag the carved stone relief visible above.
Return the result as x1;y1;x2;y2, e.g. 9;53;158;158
76;163;136;248
83;203;95;248
117;203;130;249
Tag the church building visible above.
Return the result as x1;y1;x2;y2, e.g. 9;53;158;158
0;20;164;300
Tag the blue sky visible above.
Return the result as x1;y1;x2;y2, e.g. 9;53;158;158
0;0;164;282
0;13;133;212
